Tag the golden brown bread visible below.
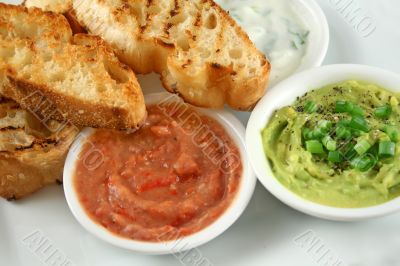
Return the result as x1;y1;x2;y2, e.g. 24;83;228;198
25;0;271;110
23;0;71;13
22;0;86;33
0;3;146;130
0;97;78;200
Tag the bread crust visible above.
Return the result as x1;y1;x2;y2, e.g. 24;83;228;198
5;76;143;130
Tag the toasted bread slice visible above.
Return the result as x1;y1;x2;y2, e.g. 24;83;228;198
25;0;271;110
23;0;71;13
0;3;146;130
0;97;78;200
23;0;86;33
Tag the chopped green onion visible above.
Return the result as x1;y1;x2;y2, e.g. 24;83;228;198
327;142;337;151
306;140;324;154
304;101;318;113
378;141;396;158
312;127;326;139
336;126;351;140
374;104;392;119
354;139;371;155
337;119;351;127
336;100;365;116
349;116;369;132
322;136;337;151
302;128;313;140
351;129;363;137
342;143;357;161
350;105;364;117
318;120;333;131
369;143;379;157
300;97;397;171
344;101;355;113
350;154;377;172
328;151;342;163
383;125;399;142
335;100;347;113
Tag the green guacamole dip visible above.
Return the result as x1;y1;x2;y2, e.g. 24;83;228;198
262;80;400;208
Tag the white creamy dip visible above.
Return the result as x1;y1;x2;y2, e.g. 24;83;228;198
216;0;310;85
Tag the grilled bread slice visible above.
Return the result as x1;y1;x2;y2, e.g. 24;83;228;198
23;0;85;34
0;97;78;200
0;3;146;130
25;0;271;110
23;0;71;13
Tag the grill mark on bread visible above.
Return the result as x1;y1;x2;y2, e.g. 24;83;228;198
194;11;202;27
141;0;155;33
14;142;35;151
155;38;175;49
182;59;192;69
144;13;151;32
29;0;271;110
164;22;173;36
173;0;179;14
170;9;178;17
15;138;58;151
215;16;225;52
211;63;222;69
0;126;24;131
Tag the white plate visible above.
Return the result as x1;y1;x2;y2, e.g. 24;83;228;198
2;0;400;266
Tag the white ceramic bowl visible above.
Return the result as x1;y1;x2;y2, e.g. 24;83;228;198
296;0;330;71
246;64;400;221
63;92;256;254
269;0;330;86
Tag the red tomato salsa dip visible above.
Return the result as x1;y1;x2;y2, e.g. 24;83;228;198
74;102;242;242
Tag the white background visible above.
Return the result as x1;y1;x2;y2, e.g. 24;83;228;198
1;0;400;266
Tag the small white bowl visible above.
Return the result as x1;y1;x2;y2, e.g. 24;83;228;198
295;0;330;72
246;64;400;221
63;92;256;254
270;0;330;86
